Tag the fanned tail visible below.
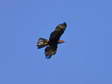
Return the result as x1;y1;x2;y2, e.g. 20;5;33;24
37;38;49;49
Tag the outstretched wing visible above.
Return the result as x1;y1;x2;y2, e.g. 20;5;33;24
49;22;67;44
45;45;57;59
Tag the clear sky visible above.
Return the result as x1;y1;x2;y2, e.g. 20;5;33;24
0;0;112;84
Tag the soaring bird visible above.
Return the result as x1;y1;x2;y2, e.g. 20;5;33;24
37;22;67;59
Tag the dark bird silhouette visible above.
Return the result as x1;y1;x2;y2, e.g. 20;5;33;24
37;22;67;59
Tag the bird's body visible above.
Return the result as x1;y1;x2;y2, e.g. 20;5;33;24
37;22;67;59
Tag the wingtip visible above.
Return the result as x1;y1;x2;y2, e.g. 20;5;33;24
63;22;67;27
45;56;52;59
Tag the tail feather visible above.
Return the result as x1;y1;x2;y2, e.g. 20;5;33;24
37;38;48;49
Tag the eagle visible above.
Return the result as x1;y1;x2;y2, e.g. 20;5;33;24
37;22;67;59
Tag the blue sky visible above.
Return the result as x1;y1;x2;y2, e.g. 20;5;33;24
0;0;112;84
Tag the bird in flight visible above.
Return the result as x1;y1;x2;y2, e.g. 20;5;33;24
37;22;67;59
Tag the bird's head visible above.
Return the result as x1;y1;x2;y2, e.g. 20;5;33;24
58;40;64;44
